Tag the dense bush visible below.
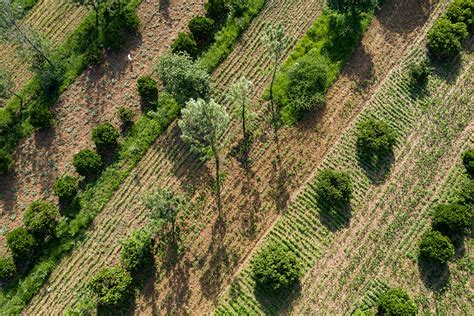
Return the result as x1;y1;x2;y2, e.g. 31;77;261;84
446;0;473;32
431;203;471;237
137;75;158;108
53;175;78;202
92;122;120;150
6;227;37;263
0;256;16;280
171;32;198;58
120;229;152;273
29;104;53;129
459;179;473;206
378;288;418;316
23;201;59;238
189;16;215;47
462;149;474;177
117;106;134;125
356;118;396;162
230;0;248;17
427;18;468;60
327;0;377;14
89;266;133;308
205;0;229;21
419;230;455;264
0;149;13;174
286;54;329;111
251;243;302;293
408;59;430;86
315;169;352;208
73;149;103;177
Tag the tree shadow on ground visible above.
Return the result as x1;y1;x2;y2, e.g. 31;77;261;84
377;0;432;34
126;255;158;315
269;132;290;213
254;282;302;315
357;149;395;185
240;169;261;239
429;56;463;84
0;167;18;216
318;203;352;232
159;257;193;315
418;258;450;293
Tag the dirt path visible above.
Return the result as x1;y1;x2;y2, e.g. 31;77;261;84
24;0;439;314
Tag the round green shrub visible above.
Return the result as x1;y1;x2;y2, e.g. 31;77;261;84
251;243;302;293
431;203;471;237
23;200;59;238
0;149;13;174
419;230;455;264
462;149;474;177
409;59;430;86
315;169;352;208
0;256;16;280
53;175;78;202
92;122;120;150
6;227;37;262
446;0;473;32
459;179;473;206
89;266;133;307
205;0;229;21
29;104;53;129
427;18;468;60
120;229;152;272
171;32;198;58
356;118;397;162
188;16;215;47
137;75;158;108
73;149;103;177
378;288;418;316
117;106;134;125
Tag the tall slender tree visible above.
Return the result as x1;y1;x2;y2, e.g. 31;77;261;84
226;76;254;141
178;98;229;213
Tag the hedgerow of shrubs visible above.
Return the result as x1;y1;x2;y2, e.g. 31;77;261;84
136;76;158;108
6;227;37;263
462;149;474;177
73;149;103;177
0;256;17;281
23;201;59;239
120;229;153;273
419;230;455;264
251;243;302;293
315;169;353;208
356;118;397;163
431;203;471;238
377;288;418;316
426;18;468;60
89;266;133;308
53;175;78;202
92;122;120;150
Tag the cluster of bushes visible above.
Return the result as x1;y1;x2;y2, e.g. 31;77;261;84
427;0;472;60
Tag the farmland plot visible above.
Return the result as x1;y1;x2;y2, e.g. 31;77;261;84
23;0;443;314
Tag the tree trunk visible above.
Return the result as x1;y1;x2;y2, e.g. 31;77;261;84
213;147;222;215
269;54;279;122
242;99;246;140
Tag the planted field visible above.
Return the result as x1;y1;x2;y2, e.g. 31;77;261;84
23;0;445;314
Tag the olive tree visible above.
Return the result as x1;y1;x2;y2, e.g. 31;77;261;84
178;98;229;213
226;76;254;141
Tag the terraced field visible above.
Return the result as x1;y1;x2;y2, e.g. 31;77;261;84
23;0;444;314
0;0;87;90
215;37;473;316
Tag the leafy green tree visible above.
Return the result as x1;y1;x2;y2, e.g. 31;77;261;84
171;32;198;58
154;53;212;105
92;122;120;150
73;149;103;177
356;118;396;163
226;76;254;141
427;18;468;60
137;75;158;108
120;229;153;273
6;227;37;263
462;149;474;177
419;230;455;264
458;179;473;206
431;203;471;238
408;59;430;86
251;243;302;293
89;266;133;308
188;16;215;47
378;288;418;316
0;256;16;280
23;200;59;239
446;0;473;32
178;98;229;212
0;67;22;108
230;0;248;17
0;149;13;174
53;175;78;202
315;169;353;209
29;104;53;129
205;0;229;21
117;106;134;126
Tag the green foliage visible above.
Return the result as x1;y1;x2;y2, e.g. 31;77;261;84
92;122;120;150
408;59;430;86
89;266;132;307
155;53;212;105
230;0;248;17
6;227;37;263
136;75;158;108
73;149;103;177
29;103;53;129
23;201;59;239
419;230;455;264
356;118;396;162
144;189;183;237
431;203;472;237
446;0;474;32
378;288;418;316
458;179;473;206
327;0;377;14
189;16;215;47
315;169;353;208
462;149;474;176
12;0;39;12
53;175;79;202
0;256;17;280
117;106;134;125
251;243;302;293
171;32;198;58
427;18;468;60
0;148;13;174
120;229;152;273
205;0;229;21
